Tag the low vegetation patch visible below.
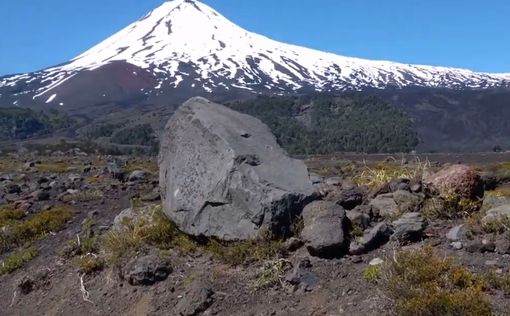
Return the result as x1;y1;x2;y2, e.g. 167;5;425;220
0;206;74;253
103;204;284;268
381;246;492;316
205;236;284;266
35;161;80;173
481;270;510;295
0;204;25;227
0;246;38;275
0;159;20;173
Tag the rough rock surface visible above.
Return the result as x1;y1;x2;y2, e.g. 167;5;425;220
336;187;365;210
123;254;172;286
425;164;483;199
159;97;316;240
369;190;422;217
301;200;347;258
391;212;427;242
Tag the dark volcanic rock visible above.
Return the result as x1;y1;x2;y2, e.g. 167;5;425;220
349;222;392;255
391;212;427;242
285;258;320;292
336;187;365;210
159;97;316;240
123;254;171;286
300;200;348;258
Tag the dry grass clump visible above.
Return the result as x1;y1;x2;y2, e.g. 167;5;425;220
354;159;430;188
422;193;483;220
0;206;74;253
103;205;196;265
63;190;103;202
0;246;38;275
381;246;492;316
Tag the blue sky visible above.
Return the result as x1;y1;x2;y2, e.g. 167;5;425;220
0;0;509;75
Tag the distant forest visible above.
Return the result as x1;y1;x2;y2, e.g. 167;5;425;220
227;94;419;155
0;107;74;140
0;94;419;155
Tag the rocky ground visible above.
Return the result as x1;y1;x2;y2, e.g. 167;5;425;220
2;151;510;316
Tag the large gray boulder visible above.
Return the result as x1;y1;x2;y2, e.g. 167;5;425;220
159;97;316;240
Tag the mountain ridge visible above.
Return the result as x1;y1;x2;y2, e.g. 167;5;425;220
1;0;509;111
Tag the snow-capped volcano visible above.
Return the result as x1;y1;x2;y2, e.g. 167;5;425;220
1;0;509;110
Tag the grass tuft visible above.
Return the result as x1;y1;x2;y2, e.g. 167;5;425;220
363;264;382;283
354;159;430;188
255;259;288;288
103;205;196;265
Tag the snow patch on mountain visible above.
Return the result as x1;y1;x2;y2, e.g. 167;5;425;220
1;0;510;102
